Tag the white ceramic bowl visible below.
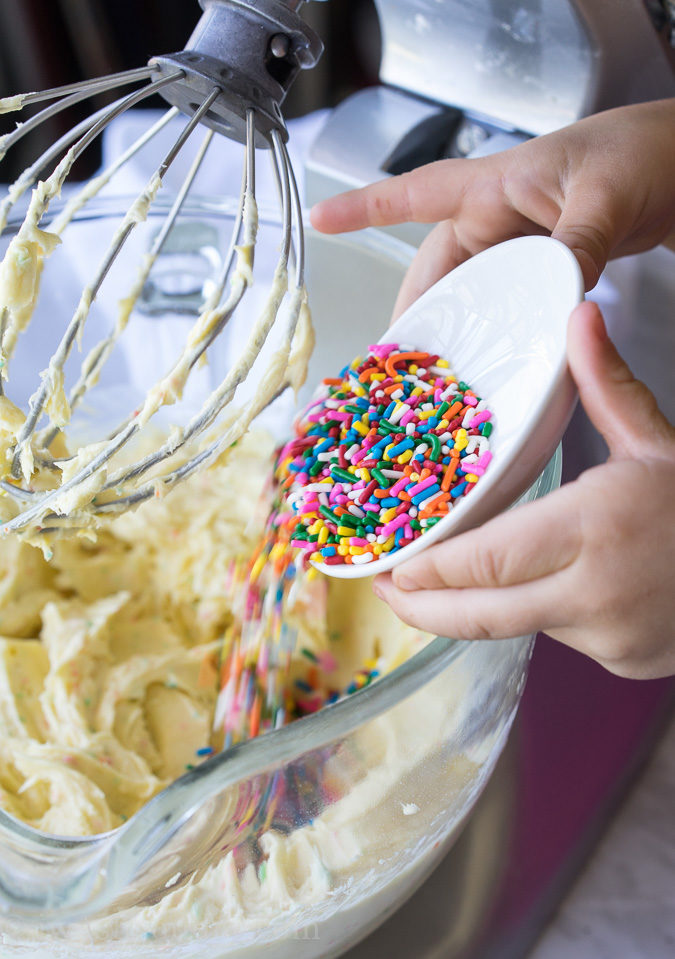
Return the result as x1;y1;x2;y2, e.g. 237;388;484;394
312;236;583;579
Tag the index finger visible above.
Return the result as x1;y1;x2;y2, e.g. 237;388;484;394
309;159;476;235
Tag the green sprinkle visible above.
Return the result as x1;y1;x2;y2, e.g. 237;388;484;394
437;401;450;416
319;506;341;526
378;419;399;433
410;519;422;531
428;433;442;461
364;511;381;526
309;460;324;476
481;422;493;437
301;647;319;662
344;404;364;414
331;466;356;484
371;467;390;488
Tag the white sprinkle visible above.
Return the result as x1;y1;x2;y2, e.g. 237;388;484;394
352;552;374;564
389;402;409;424
405;422;416;435
348;505;365;518
401;802;420;816
381;469;401;478
345;444;360;461
366;533;377;542
318;493;329;507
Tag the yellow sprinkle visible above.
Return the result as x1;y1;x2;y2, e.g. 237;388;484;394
417;410;434;420
410;472;420;482
370;372;386;381
349;546;366;555
382;535;396;551
310;552;322;562
308;519;322;535
306;567;318;581
380;507;397;523
353;386;367;398
337;526;355;536
357;467;370;482
373;544;383;555
409;364;418;373
352;421;368;436
398;449;413;464
318;526;329;545
437;359;449;368
250;555;266;583
337;545;349;556
394;374;403;381
454;428;468;452
412;386;425;396
438;419;449;429
466;473;479;483
270;542;286;561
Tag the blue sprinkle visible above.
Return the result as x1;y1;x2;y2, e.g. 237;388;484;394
412;484;441;506
380;497;400;508
295;679;313;692
451;482;468;498
321;546;337;557
384;401;397;419
196;746;214;757
315;438;333;455
428;417;439;427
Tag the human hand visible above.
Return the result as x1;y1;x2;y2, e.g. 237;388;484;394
371;301;675;680
311;99;675;318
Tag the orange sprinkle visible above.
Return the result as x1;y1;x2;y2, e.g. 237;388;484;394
249;694;261;738
441;456;460;491
384;351;429;378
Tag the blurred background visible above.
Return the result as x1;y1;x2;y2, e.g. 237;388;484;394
0;0;381;180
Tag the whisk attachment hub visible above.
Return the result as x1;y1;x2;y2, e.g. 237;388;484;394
151;0;323;145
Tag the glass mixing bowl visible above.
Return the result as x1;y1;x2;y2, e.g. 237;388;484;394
0;198;561;958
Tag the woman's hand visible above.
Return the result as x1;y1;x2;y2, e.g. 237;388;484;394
311;99;675;318
371;302;675;680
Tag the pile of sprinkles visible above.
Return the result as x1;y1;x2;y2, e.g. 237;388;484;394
271;343;493;568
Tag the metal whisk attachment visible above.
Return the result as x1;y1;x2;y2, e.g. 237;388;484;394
0;0;324;539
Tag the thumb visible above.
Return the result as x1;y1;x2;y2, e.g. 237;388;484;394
551;188;619;291
567;301;675;459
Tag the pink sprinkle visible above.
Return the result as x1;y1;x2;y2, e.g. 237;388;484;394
400;410;416;427
332;411;353;421
470;410;491;427
390;475;409;496
335;495;349;505
463;395;478;407
381;514;408;536
349;537;370;547
408;475;437;496
477;450;493;469
368;343;397;356
404;524;413;539
351;446;372;465
317;650;339;672
296;472;309;485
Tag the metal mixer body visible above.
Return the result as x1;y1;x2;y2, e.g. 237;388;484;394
306;0;675;243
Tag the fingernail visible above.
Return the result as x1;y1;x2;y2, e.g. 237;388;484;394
395;575;417;591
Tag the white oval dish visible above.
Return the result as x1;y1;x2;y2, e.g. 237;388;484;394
311;235;583;579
